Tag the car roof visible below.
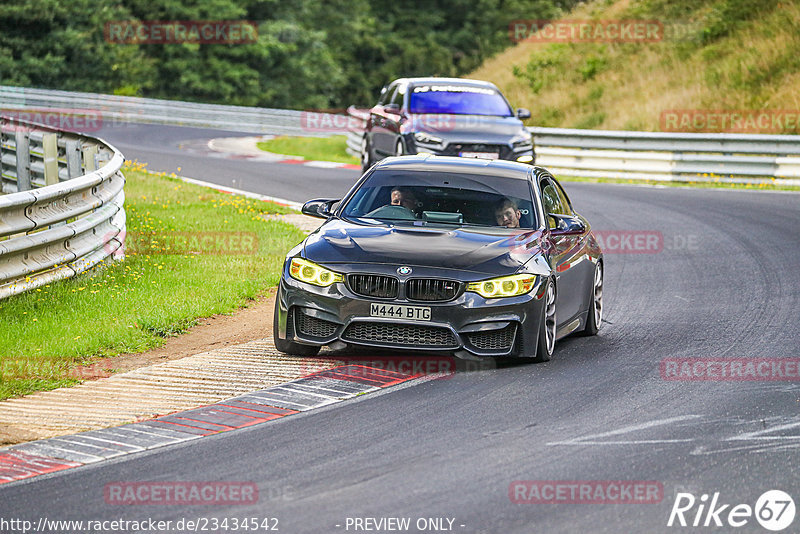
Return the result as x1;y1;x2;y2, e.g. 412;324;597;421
389;77;500;89
373;154;535;181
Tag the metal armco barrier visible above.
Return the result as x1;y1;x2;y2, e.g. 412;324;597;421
531;127;800;183
344;108;800;183
0;115;125;300
0;85;340;137
4;86;799;183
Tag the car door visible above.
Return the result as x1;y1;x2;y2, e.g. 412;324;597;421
383;82;407;155
539;174;587;328
369;82;396;158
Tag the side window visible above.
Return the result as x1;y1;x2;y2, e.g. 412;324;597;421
540;178;566;229
386;85;402;107
553;180;573;214
378;83;396;106
541;179;565;213
392;84;407;108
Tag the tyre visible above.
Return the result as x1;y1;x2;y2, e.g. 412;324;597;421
533;279;556;362
360;136;374;173
273;299;321;356
580;262;602;336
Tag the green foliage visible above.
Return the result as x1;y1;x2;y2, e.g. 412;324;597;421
578;53;608;81
573;111;606;129
513;43;570;94
0;0;580;109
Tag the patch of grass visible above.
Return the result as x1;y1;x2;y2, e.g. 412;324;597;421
0;162;306;400
257;135;358;164
470;0;800;133
573;111;607;129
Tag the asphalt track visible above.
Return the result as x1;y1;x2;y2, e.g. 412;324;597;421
94;123;359;202
2;124;799;533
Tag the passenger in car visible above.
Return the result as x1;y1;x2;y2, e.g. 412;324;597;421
495;197;522;228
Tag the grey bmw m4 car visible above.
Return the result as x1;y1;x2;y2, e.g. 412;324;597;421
274;155;603;362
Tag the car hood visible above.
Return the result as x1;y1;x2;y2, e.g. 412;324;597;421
409;114;527;144
302;219;545;276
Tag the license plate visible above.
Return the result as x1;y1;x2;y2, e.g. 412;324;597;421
370;303;431;321
459;151;499;160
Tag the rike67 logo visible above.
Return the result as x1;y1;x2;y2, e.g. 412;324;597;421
668;490;795;531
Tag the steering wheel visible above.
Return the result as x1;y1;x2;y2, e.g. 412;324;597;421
364;204;417;220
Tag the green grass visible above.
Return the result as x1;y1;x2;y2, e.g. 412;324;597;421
257;135;358;164
471;0;800;133
0;162;306;400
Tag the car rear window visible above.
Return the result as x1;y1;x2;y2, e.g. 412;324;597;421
408;85;513;116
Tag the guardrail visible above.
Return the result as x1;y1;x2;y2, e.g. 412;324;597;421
0;115;125;300
4;86;799;184
344;108;800;183
0;85;339;137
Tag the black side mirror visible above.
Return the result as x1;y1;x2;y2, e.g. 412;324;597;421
301;198;339;219
548;214;586;235
517;108;531;120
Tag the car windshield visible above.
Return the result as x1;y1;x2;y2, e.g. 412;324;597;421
408;84;513;116
341;169;537;229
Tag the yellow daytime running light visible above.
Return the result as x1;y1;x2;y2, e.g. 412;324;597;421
289;258;343;287
516;155;534;163
467;274;536;298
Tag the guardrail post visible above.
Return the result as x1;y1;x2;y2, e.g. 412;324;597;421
82;144;98;173
42;132;58;185
15;131;31;192
65;140;82;178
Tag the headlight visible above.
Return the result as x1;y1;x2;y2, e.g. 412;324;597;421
289;257;343;287
467;274;536;298
414;132;443;145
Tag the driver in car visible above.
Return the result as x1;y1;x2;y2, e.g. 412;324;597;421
391;187;419;212
495;197;522;228
390;186;419;216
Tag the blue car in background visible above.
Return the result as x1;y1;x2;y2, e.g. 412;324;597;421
360;77;535;172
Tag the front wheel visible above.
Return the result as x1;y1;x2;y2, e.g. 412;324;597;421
533;280;556;362
360;136;374;173
273;299;321;356
580;262;602;336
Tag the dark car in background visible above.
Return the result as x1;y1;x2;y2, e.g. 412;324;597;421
360;77;535;172
274;155;602;362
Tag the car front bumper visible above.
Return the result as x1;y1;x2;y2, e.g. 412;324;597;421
275;262;548;358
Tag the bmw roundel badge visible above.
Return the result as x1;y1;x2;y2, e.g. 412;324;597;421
397;266;412;276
